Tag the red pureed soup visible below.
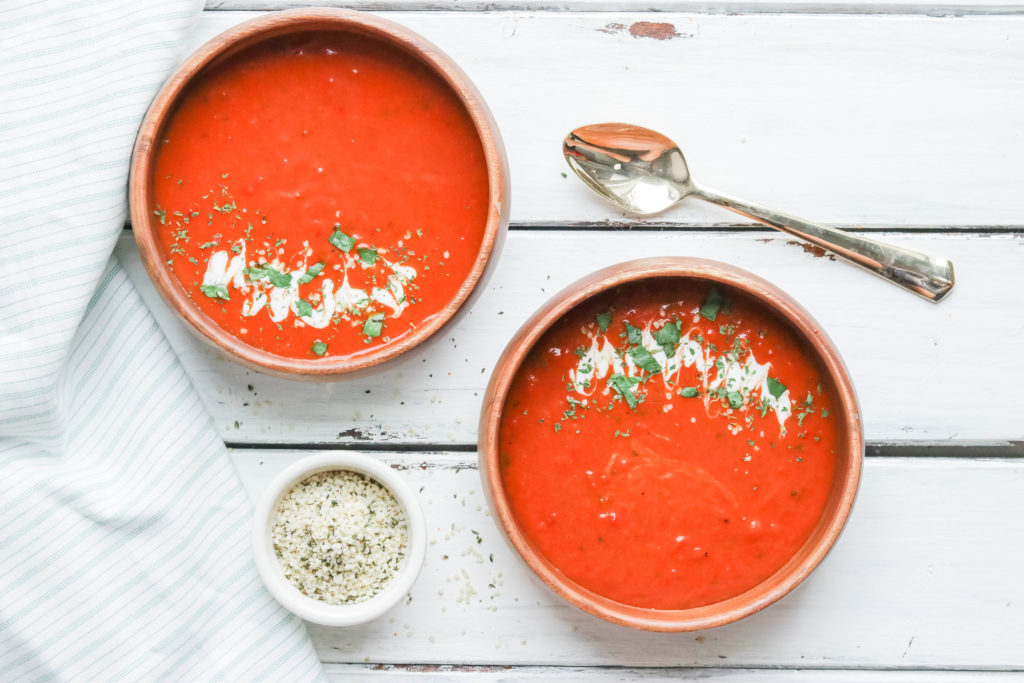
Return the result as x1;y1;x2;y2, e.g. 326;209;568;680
498;279;840;610
151;32;489;359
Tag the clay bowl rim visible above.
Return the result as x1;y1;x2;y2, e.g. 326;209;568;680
478;257;864;632
128;8;509;379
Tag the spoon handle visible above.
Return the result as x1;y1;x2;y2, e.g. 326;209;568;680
693;185;955;302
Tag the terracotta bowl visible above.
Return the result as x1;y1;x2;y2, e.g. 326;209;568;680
478;257;863;631
129;9;509;379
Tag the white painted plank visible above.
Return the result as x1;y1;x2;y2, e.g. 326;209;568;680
187;11;1024;228
231;451;1024;668
208;1;1024;15
117;231;1024;445
324;665;1024;680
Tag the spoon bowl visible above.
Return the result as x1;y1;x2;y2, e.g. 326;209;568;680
564;122;694;215
563;123;955;302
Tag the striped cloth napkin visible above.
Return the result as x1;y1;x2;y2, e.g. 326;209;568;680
0;1;324;679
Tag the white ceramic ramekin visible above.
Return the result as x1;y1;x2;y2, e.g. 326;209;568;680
251;453;426;626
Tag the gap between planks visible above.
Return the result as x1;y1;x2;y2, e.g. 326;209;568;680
322;664;1024;679
124;224;1024;233
225;440;1024;459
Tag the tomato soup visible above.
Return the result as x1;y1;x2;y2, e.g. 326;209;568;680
151;32;489;359
499;280;840;609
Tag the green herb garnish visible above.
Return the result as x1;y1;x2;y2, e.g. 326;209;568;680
358;247;378;266
726;391;744;409
596;311;612;333
312;341;328;356
608;373;641;409
246;265;292;289
298;262;324;285
266;269;292;288
295;299;313;317
654;320;681;357
363;313;384;338
700;286;723;321
329;228;355;252
767;377;787;399
199;284;229;300
625;322;642;346
628;345;661;375
680;387;699;398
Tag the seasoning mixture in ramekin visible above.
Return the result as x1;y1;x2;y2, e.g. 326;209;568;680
272;470;408;605
252;453;427;626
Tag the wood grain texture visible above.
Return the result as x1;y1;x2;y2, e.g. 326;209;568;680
188;11;1024;229
324;665;1024;680
208;1;1024;15
231;450;1024;669
116;230;1024;445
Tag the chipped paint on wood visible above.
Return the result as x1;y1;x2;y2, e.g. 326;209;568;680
787;239;838;260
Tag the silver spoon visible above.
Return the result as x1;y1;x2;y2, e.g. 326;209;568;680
563;123;955;302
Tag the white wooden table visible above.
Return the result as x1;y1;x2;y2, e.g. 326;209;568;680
118;0;1024;679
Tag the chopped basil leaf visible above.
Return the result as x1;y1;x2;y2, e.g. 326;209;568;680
245;265;292;288
700;286;723;321
596;311;612;333
608;373;641;409
311;341;328;356
767;376;787;399
358;247;378;266
298;262;324;284
245;265;268;281
726;391;744;409
654;320;681;356
266;268;291;288
199;284;229;300
295;299;313;317
230;244;242;254
625;322;642;346
329;229;355;252
628;345;661;375
821;409;830;418
680;387;699;398
362;313;384;338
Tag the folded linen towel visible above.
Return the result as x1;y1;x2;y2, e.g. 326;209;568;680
0;1;323;679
